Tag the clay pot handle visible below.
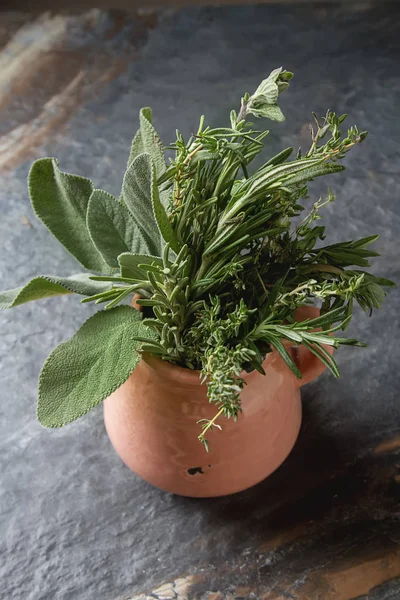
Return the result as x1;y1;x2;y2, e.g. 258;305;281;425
289;306;334;388
132;294;142;311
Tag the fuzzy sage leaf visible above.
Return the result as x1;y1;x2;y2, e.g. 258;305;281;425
122;153;163;255
0;274;112;309
123;153;180;254
126;107;167;179
37;306;151;427
87;189;152;267
29;158;112;273
118;252;163;280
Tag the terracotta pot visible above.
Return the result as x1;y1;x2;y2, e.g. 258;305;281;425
104;306;332;497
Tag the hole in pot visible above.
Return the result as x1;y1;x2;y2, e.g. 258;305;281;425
187;466;204;476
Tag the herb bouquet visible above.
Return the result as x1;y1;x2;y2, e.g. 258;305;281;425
1;68;393;496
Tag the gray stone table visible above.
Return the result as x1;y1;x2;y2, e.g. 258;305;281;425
0;4;400;599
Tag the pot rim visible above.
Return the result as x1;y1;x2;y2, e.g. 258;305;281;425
140;351;274;387
141;353;202;384
134;299;320;387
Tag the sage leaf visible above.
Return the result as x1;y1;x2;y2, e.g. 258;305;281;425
37;306;151;427
126;128;144;170
122;153;163;256
118;252;163;280
87;189;151;268
28;158;111;273
0;274;111;310
126;107;166;178
139;107;166;179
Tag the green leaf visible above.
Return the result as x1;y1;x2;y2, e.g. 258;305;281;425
267;335;302;379
273;326;303;343
266;147;294;166
126;107;166;179
118;252;163;280
122;153;163;255
28;158;111;273
314;237;382;268
301;339;340;378
37;306;151;427
294;306;347;329
250;104;285;122
139;108;167;179
252;69;280;104
122;153;180;255
246;67;293;122
126;128;144;170
301;331;336;346
286;162;345;187
87;189;151;268
356;280;387;311
356;272;396;288
0;274;111;309
352;234;380;248
150;158;181;254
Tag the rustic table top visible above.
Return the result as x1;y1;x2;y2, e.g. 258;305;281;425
0;4;399;599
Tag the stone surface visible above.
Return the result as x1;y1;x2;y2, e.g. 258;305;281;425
0;4;399;600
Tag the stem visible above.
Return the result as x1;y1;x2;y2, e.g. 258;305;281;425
236;99;248;124
198;407;224;443
174;144;203;209
304;264;344;275
183;144;203;165
256;268;269;300
307;134;318;157
217;199;246;231
288;283;313;296
195;256;213;281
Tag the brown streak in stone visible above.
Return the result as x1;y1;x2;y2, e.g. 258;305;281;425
259;522;313;553
297;546;400;600
375;436;400;454
127;453;400;599
0;51;85;136
254;537;400;600
0;58;133;171
0;56;132;172
97;57;131;85
0;10;139;170
0;69;85;172
0;13;68;103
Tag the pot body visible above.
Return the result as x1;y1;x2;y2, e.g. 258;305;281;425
104;306;330;497
104;350;303;497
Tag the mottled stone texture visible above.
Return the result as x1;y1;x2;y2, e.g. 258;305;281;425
0;4;400;600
